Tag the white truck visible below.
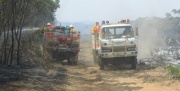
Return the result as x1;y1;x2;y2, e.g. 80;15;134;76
92;20;138;70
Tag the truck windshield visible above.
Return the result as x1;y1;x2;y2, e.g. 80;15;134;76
54;29;70;36
101;26;133;39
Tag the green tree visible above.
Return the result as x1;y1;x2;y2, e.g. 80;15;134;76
0;0;60;66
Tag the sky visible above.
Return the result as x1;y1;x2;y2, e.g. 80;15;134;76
55;0;180;23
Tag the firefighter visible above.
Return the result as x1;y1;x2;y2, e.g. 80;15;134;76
45;22;55;32
123;28;132;36
70;25;77;33
70;25;77;40
102;29;112;38
47;22;51;29
43;22;51;32
92;22;100;34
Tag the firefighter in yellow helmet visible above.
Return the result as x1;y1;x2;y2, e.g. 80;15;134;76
43;22;52;32
92;22;100;34
70;25;77;40
70;25;77;33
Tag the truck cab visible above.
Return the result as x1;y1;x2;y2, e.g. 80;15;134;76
92;20;138;70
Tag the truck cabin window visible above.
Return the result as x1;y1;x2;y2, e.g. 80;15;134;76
54;27;70;36
101;26;133;39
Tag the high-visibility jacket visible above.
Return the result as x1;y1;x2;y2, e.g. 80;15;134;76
92;25;100;34
70;29;77;40
71;29;77;33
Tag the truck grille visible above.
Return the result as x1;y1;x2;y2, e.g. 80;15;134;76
101;47;112;52
113;46;125;52
101;46;126;52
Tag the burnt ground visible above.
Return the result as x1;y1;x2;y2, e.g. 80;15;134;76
0;61;67;91
0;41;180;91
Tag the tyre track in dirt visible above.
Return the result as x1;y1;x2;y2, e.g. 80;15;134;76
62;41;180;91
0;40;180;91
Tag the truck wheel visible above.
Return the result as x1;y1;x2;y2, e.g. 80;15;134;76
99;57;104;70
93;54;99;66
93;50;98;65
131;57;137;69
93;50;96;62
73;54;78;65
97;56;100;66
68;57;73;65
43;47;52;61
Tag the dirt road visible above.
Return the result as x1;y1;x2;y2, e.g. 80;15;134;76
1;41;180;91
62;42;180;91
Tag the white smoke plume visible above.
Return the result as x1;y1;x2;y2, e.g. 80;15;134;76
136;18;166;59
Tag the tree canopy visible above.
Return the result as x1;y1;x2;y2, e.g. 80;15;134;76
0;0;60;66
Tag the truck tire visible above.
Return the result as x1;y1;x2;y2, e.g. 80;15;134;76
93;50;98;65
93;54;98;65
73;54;78;65
131;57;137;69
68;57;73;65
52;50;55;59
99;57;104;70
43;47;52;61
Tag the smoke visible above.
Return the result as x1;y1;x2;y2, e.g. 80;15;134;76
136;18;166;59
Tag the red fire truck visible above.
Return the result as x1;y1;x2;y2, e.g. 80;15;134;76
43;25;80;65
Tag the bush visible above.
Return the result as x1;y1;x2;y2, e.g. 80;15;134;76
166;64;180;78
35;49;43;57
